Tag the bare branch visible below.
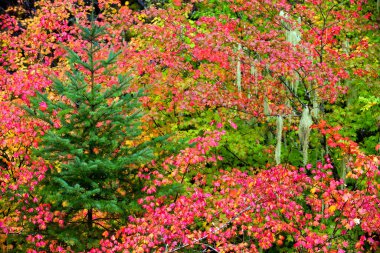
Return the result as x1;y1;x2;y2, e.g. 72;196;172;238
167;199;262;253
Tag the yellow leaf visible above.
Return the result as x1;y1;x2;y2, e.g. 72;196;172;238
328;205;337;213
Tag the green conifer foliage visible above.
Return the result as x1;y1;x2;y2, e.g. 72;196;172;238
25;24;155;250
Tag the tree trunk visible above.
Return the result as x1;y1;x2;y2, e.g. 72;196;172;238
88;208;93;230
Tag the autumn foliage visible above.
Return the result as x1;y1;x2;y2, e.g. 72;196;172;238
0;0;379;252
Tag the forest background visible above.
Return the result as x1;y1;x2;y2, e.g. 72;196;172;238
0;0;379;252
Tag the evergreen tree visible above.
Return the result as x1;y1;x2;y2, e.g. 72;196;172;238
25;23;157;250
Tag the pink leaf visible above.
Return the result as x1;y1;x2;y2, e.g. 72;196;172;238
229;120;237;130
39;101;47;112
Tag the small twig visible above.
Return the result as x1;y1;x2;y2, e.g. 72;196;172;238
173;164;189;204
200;243;220;253
223;145;250;166
278;76;307;107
